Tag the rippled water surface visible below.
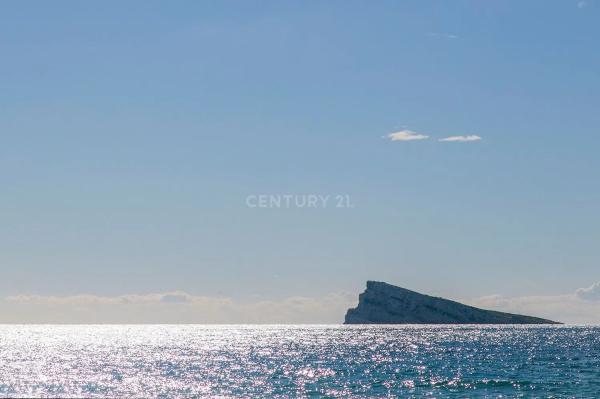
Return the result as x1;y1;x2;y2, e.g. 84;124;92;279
1;325;599;398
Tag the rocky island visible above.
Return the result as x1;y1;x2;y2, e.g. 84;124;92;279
345;281;560;324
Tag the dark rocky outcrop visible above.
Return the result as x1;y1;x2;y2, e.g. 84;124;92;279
344;281;560;324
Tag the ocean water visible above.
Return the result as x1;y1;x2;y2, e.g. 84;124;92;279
0;325;599;398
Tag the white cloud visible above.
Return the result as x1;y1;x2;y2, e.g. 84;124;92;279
428;32;459;39
1;291;356;324
386;130;429;141
465;281;600;324
439;135;482;142
576;281;600;301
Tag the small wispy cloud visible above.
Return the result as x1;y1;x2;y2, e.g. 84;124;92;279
576;281;600;301
428;32;459;40
577;1;588;8
439;135;482;142
386;130;429;142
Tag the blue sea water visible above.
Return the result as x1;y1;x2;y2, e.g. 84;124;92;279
0;325;599;398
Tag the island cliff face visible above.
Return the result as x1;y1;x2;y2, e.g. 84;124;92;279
344;281;560;324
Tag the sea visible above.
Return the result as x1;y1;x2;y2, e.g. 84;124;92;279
0;325;599;398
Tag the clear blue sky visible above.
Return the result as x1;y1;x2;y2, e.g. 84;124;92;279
1;0;599;303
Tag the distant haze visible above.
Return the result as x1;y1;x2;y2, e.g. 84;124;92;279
3;281;600;324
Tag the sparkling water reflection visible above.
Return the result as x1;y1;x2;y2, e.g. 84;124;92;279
0;325;599;397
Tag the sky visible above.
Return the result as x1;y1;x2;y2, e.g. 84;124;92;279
1;0;600;323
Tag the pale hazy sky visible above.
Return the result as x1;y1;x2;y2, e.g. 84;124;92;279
1;1;600;322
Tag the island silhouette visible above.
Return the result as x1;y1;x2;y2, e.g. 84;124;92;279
345;281;561;324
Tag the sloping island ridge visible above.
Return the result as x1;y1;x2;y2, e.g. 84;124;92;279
344;281;561;324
